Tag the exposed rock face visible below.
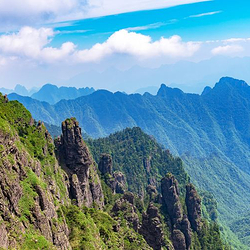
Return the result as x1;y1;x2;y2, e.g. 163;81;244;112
98;153;112;175
0;217;9;249
161;174;192;250
56;118;104;208
146;185;158;202
180;215;192;250
98;153;127;194
112;192;140;232
139;202;165;250
186;184;202;232
161;174;183;225
172;230;186;250
0;125;71;249
112;172;126;194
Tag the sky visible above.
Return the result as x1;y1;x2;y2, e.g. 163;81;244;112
0;0;250;92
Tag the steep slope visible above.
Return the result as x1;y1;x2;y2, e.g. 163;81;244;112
88;127;189;196
0;93;228;249
31;84;95;104
0;94;71;249
0;95;150;249
8;77;250;247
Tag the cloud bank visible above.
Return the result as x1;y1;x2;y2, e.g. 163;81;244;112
0;27;201;65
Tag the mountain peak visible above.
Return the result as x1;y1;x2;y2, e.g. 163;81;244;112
216;77;248;89
157;83;184;97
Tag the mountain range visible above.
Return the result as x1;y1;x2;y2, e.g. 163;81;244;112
1;84;95;105
0;93;226;249
8;76;250;248
64;56;250;94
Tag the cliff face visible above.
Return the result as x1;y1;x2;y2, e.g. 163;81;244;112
55;118;104;208
161;174;192;250
186;184;202;232
98;153;127;194
139;203;166;250
0;96;71;249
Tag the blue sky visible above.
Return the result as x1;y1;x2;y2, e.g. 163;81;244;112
51;0;250;47
0;0;250;91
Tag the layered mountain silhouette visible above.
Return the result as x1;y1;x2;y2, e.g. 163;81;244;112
1;84;95;104
8;77;250;246
31;84;95;104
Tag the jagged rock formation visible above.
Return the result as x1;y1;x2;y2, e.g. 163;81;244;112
111;192;140;232
0;94;227;250
161;173;183;225
139;203;165;250
98;153;113;175
112;171;126;194
56;118;104;208
0;116;71;249
98;153;127;194
146;185;159;203
186;184;202;232
161;174;192;250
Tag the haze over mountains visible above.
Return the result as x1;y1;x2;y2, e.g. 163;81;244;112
1;84;95;104
8;76;250;248
39;56;250;94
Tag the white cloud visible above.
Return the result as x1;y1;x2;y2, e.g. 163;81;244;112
0;27;54;58
222;38;250;43
75;29;201;62
0;27;201;64
0;27;75;63
126;20;178;31
84;0;210;18
0;0;210;28
211;45;244;55
189;11;221;18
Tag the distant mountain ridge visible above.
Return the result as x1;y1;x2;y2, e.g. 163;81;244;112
0;84;38;96
0;83;95;104
31;84;95;104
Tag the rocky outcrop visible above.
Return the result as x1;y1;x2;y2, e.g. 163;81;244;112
186;184;202;232
139;202;165;250
161;173;183;225
98;153;112;175
161;174;192;250
111;192;140;232
112;172;126;194
98;153;127;194
56;118;104;208
0;123;71;249
146;185;159;203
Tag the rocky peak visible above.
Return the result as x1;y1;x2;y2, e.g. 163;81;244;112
161;174;192;250
98;153;127;194
213;77;249;93
98;153;112;175
157;84;184;98
111;193;139;232
186;183;202;232
56;117;104;208
60;118;92;169
139;202;166;250
161;173;182;224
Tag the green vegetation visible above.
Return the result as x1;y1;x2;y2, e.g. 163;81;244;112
88;127;189;195
63;205;150;250
9;77;250;248
0;92;234;249
22;233;54;250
